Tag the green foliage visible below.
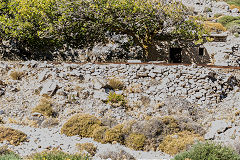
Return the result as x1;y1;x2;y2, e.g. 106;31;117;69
0;0;104;54
30;150;90;160
0;0;59;49
214;13;223;18
107;92;126;107
217;16;240;26
226;20;240;29
227;0;240;6
0;0;207;61
173;141;240;160
0;146;21;160
0;152;21;160
89;0;207;60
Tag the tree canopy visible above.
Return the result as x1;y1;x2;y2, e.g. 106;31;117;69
0;0;207;61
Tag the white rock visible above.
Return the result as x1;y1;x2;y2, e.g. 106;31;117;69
93;91;108;101
38;70;48;82
40;81;58;96
205;120;232;140
232;8;239;13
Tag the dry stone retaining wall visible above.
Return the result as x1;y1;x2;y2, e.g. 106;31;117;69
1;61;239;109
34;61;240;106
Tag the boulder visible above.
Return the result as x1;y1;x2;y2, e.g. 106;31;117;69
92;78;107;90
40;81;58;97
204;120;232;140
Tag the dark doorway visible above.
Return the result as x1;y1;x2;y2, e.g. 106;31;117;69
170;48;182;63
199;48;204;56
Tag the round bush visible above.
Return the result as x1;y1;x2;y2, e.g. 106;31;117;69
61;114;102;137
125;133;146;150
158;131;204;155
92;126;109;143
104;124;125;144
173;141;240;160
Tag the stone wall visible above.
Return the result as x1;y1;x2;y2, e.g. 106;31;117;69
1;61;239;113
25;61;240;106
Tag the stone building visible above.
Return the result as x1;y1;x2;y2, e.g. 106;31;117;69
153;32;240;66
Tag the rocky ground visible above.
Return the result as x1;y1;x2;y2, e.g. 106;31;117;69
0;61;239;159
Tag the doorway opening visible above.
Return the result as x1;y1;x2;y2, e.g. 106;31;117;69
199;48;204;56
170;48;182;63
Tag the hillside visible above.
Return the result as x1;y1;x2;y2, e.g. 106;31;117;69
0;0;240;160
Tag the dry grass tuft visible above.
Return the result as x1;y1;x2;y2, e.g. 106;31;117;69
126;83;142;93
229;5;240;11
32;98;54;117
0;127;27;146
204;21;227;32
9;70;24;80
108;78;124;90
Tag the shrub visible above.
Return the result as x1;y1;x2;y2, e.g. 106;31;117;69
173;141;240;160
226;19;240;27
0;152;21;160
161;116;181;135
107;92;126;107
234;33;240;37
214;13;223;18
61;114;102;137
76;143;97;156
125;133;146;150
0;146;21;160
227;0;240;7
158;131;204;155
203;21;227;32
108;78;124;90
104;124;125;144
217;16;240;26
30;150;90;160
31;98;54;117
0;127;27;146
92;126;109;143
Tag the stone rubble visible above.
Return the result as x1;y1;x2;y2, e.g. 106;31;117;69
0;61;239;159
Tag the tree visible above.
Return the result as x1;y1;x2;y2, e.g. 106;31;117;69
0;0;207;61
87;0;207;61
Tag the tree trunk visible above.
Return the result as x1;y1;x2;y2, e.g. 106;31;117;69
143;44;161;62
